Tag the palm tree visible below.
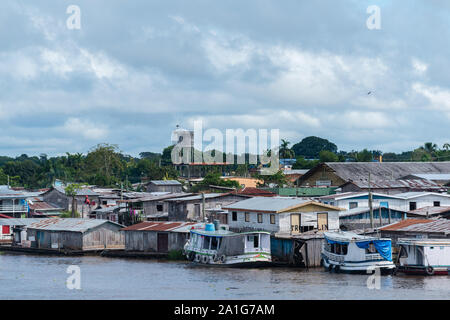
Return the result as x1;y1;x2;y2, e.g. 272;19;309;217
279;139;295;159
443;143;450;151
423;142;438;153
421;142;438;161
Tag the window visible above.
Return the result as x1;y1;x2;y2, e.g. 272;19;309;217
156;204;163;212
245;212;250;222
349;202;358;209
409;202;417;211
203;236;211;250
380;202;389;208
257;213;263;223
211;237;218;250
247;235;259;248
433;201;440;207
398;245;408;258
232;212;237;221
270;214;275;224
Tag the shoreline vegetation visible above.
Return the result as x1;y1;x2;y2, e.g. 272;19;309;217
0;138;448;190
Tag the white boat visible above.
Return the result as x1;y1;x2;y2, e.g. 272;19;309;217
396;238;450;275
321;231;396;274
184;223;272;267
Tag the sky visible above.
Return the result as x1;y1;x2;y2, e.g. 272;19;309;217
1;0;450;157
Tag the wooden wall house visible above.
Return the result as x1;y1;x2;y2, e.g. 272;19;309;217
122;221;203;253
22;218;124;251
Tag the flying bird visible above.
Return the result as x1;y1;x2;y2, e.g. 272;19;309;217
367;91;372;95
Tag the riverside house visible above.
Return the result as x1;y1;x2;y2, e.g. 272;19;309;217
42;186;100;218
318;191;450;212
19;218;124;251
0;186;29;218
222;197;343;234
121;221;203;253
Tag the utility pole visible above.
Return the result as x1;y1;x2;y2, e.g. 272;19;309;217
368;172;374;229
201;192;205;222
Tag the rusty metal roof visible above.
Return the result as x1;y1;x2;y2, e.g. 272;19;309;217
399;219;450;234
235;187;276;197
379;219;434;231
121;221;202;232
28;201;62;212
26;218;123;232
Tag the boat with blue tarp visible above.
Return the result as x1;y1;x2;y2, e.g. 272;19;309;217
183;223;272;267
321;231;396;274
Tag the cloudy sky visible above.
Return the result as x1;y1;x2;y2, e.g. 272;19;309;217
1;0;450;157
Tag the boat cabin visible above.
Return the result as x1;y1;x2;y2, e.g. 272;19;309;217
185;223;272;266
321;231;395;274
397;238;450;275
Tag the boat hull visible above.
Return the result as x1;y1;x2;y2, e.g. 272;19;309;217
396;265;450;276
185;250;272;268
322;255;396;275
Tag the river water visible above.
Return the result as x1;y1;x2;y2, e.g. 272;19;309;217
0;252;449;300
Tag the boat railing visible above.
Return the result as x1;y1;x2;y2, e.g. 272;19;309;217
322;250;345;262
365;253;383;261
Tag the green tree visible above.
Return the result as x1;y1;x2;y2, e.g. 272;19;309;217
292;156;319;169
355;149;373;162
319;150;339;162
411;148;432;162
84;144;124;186
255;170;287;187
64;183;83;218
191;172;240;192
291;136;337;158
279;139;295;159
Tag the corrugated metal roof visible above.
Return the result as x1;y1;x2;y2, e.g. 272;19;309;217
0;218;44;226
324;162;450;182
406;173;450;181
284;169;309;175
222;197;340;213
118;193;193;203
235;187;276;197
166;193;235;202
340;206;408;218
345;179;444;190
28;201;61;211
399;219;450;234
393;191;450;199
121;221;202;232
26;218;123;232
379;219;433;231
149;180;182;186
54;186;99;196
408;206;450;216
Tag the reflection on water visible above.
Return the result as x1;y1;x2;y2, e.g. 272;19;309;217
0;253;449;300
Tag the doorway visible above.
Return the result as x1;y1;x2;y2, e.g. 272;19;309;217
157;233;169;253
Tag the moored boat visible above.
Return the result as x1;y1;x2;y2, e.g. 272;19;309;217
396;238;450;275
321;231;396;274
184;223;272;267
